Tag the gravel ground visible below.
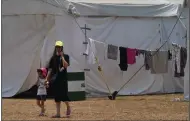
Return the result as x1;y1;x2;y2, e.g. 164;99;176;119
2;94;188;120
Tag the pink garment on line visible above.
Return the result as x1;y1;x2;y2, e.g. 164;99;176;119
127;48;137;64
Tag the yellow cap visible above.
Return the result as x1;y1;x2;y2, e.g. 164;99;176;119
55;41;64;47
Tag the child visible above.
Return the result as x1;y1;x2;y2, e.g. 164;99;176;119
36;68;48;116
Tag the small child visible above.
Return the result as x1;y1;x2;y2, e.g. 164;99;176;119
36;68;48;116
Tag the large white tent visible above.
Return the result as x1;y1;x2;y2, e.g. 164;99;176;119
2;0;189;100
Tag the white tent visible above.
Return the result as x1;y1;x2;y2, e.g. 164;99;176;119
2;0;189;99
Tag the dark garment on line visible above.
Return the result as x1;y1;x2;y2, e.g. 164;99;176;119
119;64;128;71
174;47;187;77
48;54;70;102
180;69;184;76
119;47;128;71
180;47;187;68
119;47;127;64
107;44;118;60
144;51;152;70
168;50;172;60
138;50;146;55
180;47;187;77
136;50;139;56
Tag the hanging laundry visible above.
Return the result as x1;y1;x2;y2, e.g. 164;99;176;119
136;49;140;56
136;50;139;56
150;51;168;74
119;47;127;64
172;47;179;77
180;47;187;76
168;50;172;60
172;46;181;76
144;51;152;70
84;38;97;65
119;47;128;71
139;50;146;55
127;48;137;64
180;47;187;68
174;60;180;77
107;44;118;60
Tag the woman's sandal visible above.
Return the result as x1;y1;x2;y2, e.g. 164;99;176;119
39;113;45;116
66;108;71;117
42;108;46;114
51;115;61;118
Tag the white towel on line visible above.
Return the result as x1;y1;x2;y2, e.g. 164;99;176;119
84;38;97;65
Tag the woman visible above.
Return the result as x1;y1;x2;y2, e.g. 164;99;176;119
45;40;71;118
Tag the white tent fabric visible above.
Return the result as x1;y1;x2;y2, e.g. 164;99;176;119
2;15;55;97
2;0;181;17
2;0;78;16
2;0;189;97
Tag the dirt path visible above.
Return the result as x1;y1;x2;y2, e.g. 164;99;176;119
2;94;188;120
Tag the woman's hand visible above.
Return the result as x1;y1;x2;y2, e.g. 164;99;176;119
61;55;69;68
45;69;51;88
45;78;49;88
61;53;65;60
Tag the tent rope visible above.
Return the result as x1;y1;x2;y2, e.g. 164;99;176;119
95;57;112;95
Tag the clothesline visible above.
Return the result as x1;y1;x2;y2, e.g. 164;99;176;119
90;38;176;52
179;19;187;30
89;38;105;45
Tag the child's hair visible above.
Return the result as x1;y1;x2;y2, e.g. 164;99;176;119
37;68;47;78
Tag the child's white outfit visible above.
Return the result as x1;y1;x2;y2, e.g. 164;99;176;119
36;78;47;101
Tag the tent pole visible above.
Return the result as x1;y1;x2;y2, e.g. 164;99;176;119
81;24;91;96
